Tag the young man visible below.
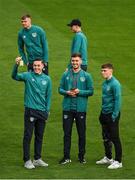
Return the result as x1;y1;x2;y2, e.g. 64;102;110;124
12;57;52;169
96;63;123;169
59;53;94;164
67;19;88;71
18;14;49;75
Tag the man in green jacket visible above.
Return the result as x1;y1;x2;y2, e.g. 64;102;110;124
96;63;122;169
67;19;88;71
18;14;49;74
12;57;52;169
59;53;94;164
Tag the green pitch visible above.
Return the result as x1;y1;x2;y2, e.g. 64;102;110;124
0;0;135;178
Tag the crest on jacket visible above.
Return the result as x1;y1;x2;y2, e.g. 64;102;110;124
32;32;37;37
41;80;47;85
80;77;85;82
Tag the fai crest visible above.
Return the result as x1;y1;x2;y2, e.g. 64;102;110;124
107;86;111;91
32;32;37;37
80;77;85;82
42;80;47;85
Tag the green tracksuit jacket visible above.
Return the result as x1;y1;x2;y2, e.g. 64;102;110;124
71;32;88;65
59;69;94;112
12;64;52;113
18;25;48;64
102;76;122;120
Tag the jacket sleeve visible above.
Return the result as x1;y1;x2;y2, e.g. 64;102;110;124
46;77;52;113
11;64;27;81
40;29;48;63
58;73;68;96
112;83;121;120
78;74;94;97
18;32;28;64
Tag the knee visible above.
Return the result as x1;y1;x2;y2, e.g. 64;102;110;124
64;133;71;138
103;138;111;145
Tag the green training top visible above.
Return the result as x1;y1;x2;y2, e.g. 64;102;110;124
71;31;88;65
59;69;94;112
18;25;48;64
12;64;52;113
102;76;122;120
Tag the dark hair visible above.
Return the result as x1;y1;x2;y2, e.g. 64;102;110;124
67;19;81;27
71;53;82;58
101;63;114;69
33;59;43;63
21;14;31;20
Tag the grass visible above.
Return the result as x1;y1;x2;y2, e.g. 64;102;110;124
0;0;135;178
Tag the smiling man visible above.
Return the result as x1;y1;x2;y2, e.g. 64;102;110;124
59;53;94;164
12;57;52;169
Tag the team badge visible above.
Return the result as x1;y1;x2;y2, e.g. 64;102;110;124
64;115;68;119
23;35;26;39
66;76;69;80
32;78;35;82
80;77;85;82
30;117;34;122
107;86;110;91
32;32;37;37
41;80;47;85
